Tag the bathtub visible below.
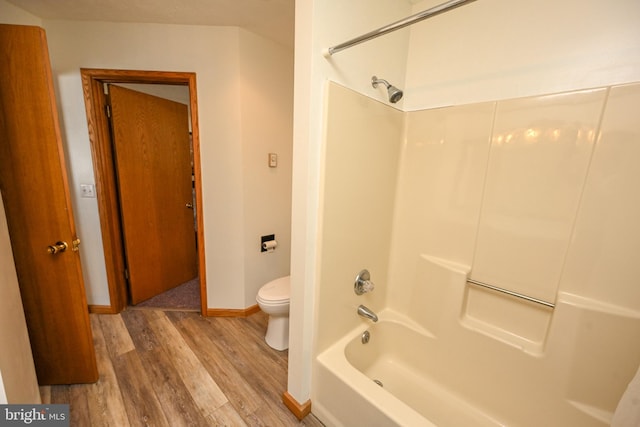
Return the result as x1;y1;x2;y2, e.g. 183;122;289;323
313;257;640;426
315;311;504;427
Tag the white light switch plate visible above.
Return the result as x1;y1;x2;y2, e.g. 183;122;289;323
268;153;278;168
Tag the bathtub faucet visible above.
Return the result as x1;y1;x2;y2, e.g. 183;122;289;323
357;305;378;322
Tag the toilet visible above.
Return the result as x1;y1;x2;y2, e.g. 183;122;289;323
256;275;290;351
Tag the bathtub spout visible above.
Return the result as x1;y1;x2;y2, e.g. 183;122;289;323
357;305;378;322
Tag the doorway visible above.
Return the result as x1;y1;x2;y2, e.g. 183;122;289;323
81;69;207;315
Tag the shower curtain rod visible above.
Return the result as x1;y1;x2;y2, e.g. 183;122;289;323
324;0;477;57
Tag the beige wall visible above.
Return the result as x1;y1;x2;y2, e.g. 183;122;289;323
0;195;40;404
0;0;41;25
239;30;294;307
38;19;293;309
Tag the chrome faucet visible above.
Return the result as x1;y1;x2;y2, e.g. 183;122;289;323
357;305;378;322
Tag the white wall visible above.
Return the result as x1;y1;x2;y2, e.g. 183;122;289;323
40;20;293;309
115;84;191;106
405;0;640;110
0;195;41;404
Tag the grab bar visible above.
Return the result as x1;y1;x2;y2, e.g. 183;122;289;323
467;278;555;308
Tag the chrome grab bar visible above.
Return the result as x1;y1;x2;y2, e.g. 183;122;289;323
467;278;555;308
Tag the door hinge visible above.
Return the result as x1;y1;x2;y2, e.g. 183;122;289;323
105;104;111;118
124;268;129;280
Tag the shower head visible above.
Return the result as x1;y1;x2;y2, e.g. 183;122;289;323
371;76;403;103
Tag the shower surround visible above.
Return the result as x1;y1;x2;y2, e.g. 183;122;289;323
311;81;640;426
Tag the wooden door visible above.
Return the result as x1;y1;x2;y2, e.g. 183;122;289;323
108;85;198;304
0;24;98;384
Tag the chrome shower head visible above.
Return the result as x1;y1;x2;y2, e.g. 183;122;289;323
371;76;403;103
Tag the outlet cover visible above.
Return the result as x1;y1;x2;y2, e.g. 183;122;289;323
80;184;96;198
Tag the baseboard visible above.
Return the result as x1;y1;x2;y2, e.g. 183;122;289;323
206;304;260;317
282;391;312;420
88;305;117;314
91;304;261;317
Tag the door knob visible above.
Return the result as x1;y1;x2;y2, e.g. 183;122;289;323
186;202;193;209
47;241;68;255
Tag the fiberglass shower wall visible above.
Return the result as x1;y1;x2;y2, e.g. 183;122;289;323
389;85;640;326
315;80;640;415
314;82;403;354
387;82;640;411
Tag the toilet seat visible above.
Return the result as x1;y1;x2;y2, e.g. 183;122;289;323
257;276;290;304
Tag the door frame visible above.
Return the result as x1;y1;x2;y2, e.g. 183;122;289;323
80;68;207;315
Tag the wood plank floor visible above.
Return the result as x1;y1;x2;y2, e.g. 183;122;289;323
40;309;324;426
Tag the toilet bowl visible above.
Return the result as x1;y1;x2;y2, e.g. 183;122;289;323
256;275;290;351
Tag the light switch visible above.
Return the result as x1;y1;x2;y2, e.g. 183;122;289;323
80;184;96;198
268;153;278;168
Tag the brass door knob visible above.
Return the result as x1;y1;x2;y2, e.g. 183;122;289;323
186;202;193;209
47;241;68;255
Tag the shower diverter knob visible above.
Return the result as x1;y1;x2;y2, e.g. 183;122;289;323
354;269;375;295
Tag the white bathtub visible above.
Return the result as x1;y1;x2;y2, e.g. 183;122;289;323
315;308;626;426
313;257;639;426
316;311;505;427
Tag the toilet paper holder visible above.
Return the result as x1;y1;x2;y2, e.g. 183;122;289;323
261;234;277;252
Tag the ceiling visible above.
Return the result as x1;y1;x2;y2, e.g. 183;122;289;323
8;0;295;48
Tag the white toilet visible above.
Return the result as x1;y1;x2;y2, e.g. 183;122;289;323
256;275;290;351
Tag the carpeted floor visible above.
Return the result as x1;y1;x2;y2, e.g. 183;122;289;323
134;277;200;311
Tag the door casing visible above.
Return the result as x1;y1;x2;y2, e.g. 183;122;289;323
80;69;207;315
